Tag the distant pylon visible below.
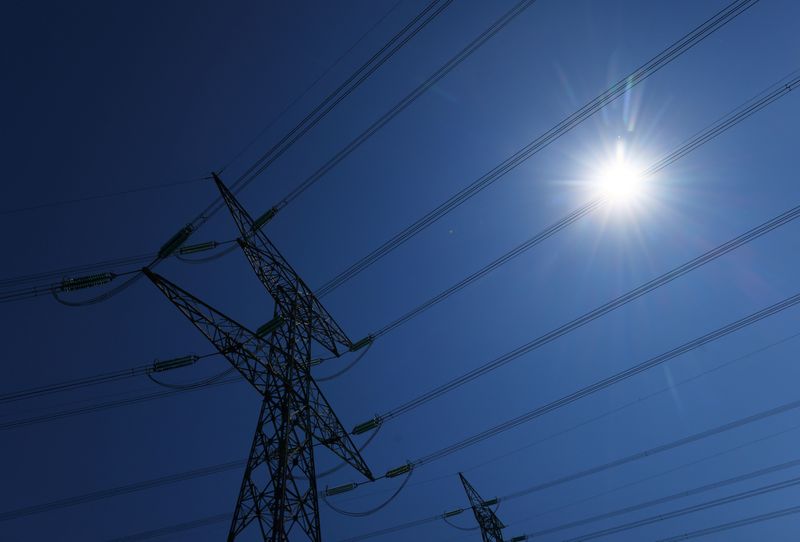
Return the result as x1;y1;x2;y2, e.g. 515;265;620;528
144;173;373;541
459;473;505;542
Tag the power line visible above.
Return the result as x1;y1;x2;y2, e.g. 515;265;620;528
22;0;453;308
24;359;800;535
0;0;533;305
656;504;800;541
0;460;245;522
0;176;208;217
0;375;243;431
0;0;757;308
216;0;407;175
554;473;800;542
369;202;800;424
104;513;231;542
315;0;760;296
371;70;800;338
410;291;800;466
274;0;540;211
1;0;409;218
212;0;454;211
0;64;790;426
336;330;800;507
535;462;800;541
334;415;800;541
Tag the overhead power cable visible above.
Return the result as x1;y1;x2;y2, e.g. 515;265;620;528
22;0;452;307
523;457;800;539
336;330;800;508
0;0;533;305
367;201;800;425
371;69;800;338
411;291;800;466
0;375;243;431
0;460;245;522
8;185;798;428
0;353;215;405
0;177;208;217
216;0;406;175
2;68;793;403
52;391;800;538
656;504;800;541
104;513;231;542
1;0;755;308
554;473;800;541
9;57;795;306
334;291;800;496
315;0;760;297
2;0;407;218
209;0;454;212
273;0;540;211
336;412;800;541
0;63;790;433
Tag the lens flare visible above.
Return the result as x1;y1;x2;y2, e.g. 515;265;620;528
596;140;644;202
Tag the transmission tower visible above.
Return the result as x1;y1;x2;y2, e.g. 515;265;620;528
459;473;505;542
143;173;373;541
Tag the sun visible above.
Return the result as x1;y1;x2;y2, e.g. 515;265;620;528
594;141;645;203
598;161;642;201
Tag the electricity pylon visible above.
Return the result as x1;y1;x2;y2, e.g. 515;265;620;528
143;173;373;541
459;473;505;542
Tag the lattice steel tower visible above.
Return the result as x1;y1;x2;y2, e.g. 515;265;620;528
459;473;505;542
144;174;373;541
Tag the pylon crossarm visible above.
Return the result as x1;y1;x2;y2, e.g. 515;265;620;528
143;268;287;394
213;173;352;355
307;377;374;480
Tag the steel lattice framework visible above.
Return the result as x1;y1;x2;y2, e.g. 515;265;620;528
459;473;505;542
143;174;373;541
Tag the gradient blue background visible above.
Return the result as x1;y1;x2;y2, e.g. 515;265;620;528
2;1;800;540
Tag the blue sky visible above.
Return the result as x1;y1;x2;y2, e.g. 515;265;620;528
2;1;800;540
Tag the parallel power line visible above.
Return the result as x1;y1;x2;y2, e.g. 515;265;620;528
9;0;455;307
0;0;756;306
4;187;798;431
354;200;800;429
315;0;760;296
656;504;800;541
406;291;800;466
84;403;800;541
1;0;409;217
520;458;800;539
0;0;537;305
345;453;800;542
10;292;798;523
371;70;800;338
4;65;794;411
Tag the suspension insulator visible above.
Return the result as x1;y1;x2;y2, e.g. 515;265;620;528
60;272;116;291
443;508;464;518
385;463;412;478
349;335;373;352
508;536;528;542
178;241;218;255
158;224;194;259
151;355;200;373
352;416;382;435
256;316;285;337
481;497;499;507
252;207;278;231
324;483;358;496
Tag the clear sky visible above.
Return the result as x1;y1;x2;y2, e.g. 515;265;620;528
2;1;800;541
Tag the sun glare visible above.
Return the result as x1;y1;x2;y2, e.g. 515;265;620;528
595;141;645;203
